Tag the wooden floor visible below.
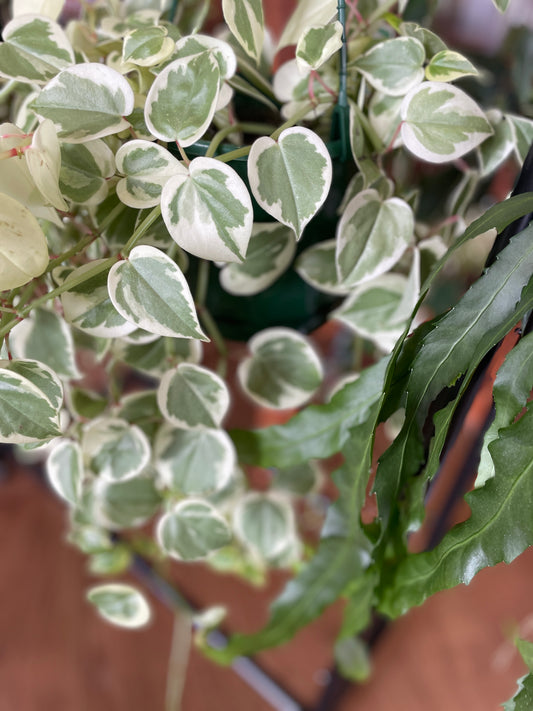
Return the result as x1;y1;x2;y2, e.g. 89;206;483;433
1;460;532;711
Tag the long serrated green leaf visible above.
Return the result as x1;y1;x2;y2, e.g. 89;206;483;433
379;403;533;618
231;355;388;467
503;675;533;711
375;223;533;543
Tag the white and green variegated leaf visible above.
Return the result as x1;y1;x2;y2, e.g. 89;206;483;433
158;499;232;561
272;460;321;496
238;327;323;409
13;0;64;20
31;64;134;142
0;14;74;84
86;584;151;629
0;192;49;291
352;37;425;96
295;239;351;295
400;22;447;56
368;92;403;149
9;307;80;379
157;363;230;429
107;245;207;340
492;0;510;11
277;0;336;50
123;26;175;67
91;471;161;530
65;385;107;421
144;53;220;145
233;492;296;563
336;189;414;287
400;82;493;163
116;139;184;209
161;157;253;262
6;358;63;411
172;34;237;81
478;111;514;177
113;336;202;378
82;417;151;482
155;424;235;495
222;0;264;63
248;127;332;239
425;50;478;82
24;118;67;210
219;223;296;296
273;60;337;121
0;360;62;443
508;114;533;163
46;438;83;506
296;21;343;72
331;273;412;352
61;261;137;338
59;139;115;205
114;390;160;439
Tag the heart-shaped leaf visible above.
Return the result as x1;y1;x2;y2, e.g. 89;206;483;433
0;14;74;83
155;424;235;495
113;336;202;379
0;192;49;291
116;139;184;209
296;239;351;295
24;118;67;210
508;114;533;163
157;499;232;561
400;81;493;163
238;327;323;409
233;492;296;562
172;34;237;80
336;188;414;287
107;245;207;340
82;417;151;482
31;63;135;142
123;26;175;67
222;0;264;63
352;37;425;96
86;583;151;629
59;139;115;205
296;21;343;72
425;49;478;82
161;157;253;262
46;438;83;506
219;223;296;296
158;363;230;429
144;53;220;145
7;358;63;411
91;472;162;530
277;0;336;50
248;127;332;239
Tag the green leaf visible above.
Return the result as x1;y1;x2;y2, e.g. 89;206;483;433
368;92;404;149
157;363;229;429
248;127;332;239
31;63;135;142
107;245;207;340
116;139;183;209
334;637;371;683
492;0;510;11
88;546;132;576
233;493;296;562
503;675;533;711
6;358;63;411
277;0;336;50
171;34;237;81
157;499;232;561
380;403;533;617
10;307;80;380
82;417;151;482
219;223;296;296
400;82;493;163
0;192;49;291
231;356;388;468
59;140;115;205
425;50;478;82
86;583;151;629
0;359;62;443
296;21;343;72
0;14;74;83
477;331;533;487
91;472;161;530
46;438;83;506
123;26;175;67
61;260;136;338
161;157;253;262
374;222;533;553
112;335;202;378
517;639;533;672
508;114;533;163
295;239;351;295
24;118;67;210
237;328;323;409
154;424;235;495
352;37;425;96
222;0;264;63
272;460;321;495
478;112;514;178
336;189;414;286
144;53;220;145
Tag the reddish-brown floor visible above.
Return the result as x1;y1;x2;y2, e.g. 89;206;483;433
1;462;532;711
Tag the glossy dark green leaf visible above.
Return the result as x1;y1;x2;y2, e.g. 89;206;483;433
503;675;533;711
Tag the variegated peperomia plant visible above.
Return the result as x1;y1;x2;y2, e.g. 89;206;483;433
1;0;533;700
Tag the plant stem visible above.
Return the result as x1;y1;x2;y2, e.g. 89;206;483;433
195;260;210;305
122;205;162;256
0;80;19;103
165;612;192;711
205;122;277;158
97;201;126;234
367;0;397;24
45;233;96;274
198;306;228;377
